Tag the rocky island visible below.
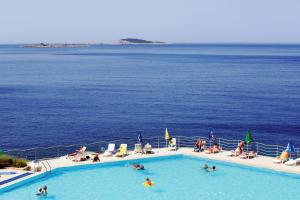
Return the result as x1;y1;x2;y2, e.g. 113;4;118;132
119;38;164;44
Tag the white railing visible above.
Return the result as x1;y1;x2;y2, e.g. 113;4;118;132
3;135;300;160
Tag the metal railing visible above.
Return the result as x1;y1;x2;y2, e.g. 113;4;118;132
3;135;300;160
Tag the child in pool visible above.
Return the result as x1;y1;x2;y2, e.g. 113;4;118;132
146;177;153;186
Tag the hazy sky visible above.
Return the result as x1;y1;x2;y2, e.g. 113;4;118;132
1;0;300;43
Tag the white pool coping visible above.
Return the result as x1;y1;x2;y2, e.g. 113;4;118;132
1;148;300;191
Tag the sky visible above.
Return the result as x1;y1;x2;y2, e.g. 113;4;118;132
0;0;300;44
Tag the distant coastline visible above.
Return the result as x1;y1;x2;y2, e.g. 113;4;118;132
23;39;165;48
23;43;93;48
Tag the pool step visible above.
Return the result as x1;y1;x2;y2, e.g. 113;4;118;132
0;172;33;186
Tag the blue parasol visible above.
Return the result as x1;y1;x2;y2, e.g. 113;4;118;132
208;128;217;145
285;140;296;153
137;132;143;144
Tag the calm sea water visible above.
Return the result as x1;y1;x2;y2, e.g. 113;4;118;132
0;44;300;149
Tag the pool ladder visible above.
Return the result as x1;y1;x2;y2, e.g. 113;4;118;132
40;160;52;174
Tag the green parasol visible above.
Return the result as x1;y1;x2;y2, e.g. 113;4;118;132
245;129;253;144
245;129;253;152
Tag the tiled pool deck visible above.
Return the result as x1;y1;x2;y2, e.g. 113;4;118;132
0;148;299;191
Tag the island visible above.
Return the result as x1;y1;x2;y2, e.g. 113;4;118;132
119;38;164;44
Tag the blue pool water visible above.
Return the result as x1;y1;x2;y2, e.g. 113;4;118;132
1;155;300;200
0;44;300;150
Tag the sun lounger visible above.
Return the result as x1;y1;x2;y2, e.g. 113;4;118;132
273;151;289;164
143;143;153;154
239;151;257;159
168;138;177;151
273;157;289;164
285;158;300;166
134;144;143;154
115;144;128;157
103;143;115;157
226;150;238;157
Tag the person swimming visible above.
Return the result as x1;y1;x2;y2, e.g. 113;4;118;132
202;163;216;172
131;163;145;170
202;163;209;169
36;185;47;196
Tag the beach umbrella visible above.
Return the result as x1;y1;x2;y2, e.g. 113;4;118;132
165;128;170;140
165;128;170;147
137;132;143;144
285;140;296;154
245;129;253;151
208;128;216;146
245;129;253;144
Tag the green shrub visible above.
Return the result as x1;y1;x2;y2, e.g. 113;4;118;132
13;158;28;168
0;155;12;168
0;155;27;169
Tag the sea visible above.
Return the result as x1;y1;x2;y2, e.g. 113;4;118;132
0;44;300;150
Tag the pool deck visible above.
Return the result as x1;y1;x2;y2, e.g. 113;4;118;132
1;148;300;190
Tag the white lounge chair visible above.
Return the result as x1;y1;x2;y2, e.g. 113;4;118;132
227;148;242;157
285;158;300;166
143;143;153;154
239;151;257;159
103;143;115;157
134;144;143;154
168;138;177;151
226;150;237;157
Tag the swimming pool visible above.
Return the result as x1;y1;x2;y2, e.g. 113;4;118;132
1;155;300;200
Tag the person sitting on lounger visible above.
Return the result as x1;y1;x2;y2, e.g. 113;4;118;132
273;151;289;163
205;144;222;154
235;141;245;156
131;163;145;170
235;146;242;156
213;144;221;152
168;137;173;145
68;146;84;157
194;140;205;152
93;154;100;162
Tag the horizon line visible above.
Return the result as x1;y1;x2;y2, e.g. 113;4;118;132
1;42;300;45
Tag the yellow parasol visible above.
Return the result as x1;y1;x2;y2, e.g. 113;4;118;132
165;128;170;140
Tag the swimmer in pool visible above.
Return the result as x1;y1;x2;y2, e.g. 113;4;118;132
36;185;47;196
131;163;145;170
202;163;216;172
202;163;209;169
